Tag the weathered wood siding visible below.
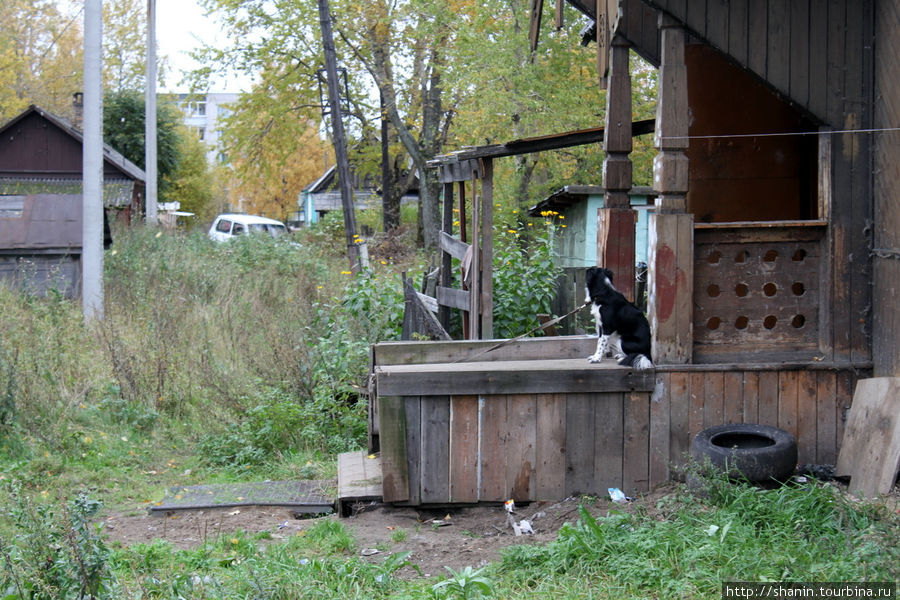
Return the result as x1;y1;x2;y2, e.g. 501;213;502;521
372;339;863;505
624;0;875;365
872;0;900;376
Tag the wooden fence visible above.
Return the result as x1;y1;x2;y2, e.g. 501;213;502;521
370;337;865;505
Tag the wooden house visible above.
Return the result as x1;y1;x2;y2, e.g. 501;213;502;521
0;105;144;296
367;0;898;505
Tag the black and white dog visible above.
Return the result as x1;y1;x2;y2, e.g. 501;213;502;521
585;266;653;370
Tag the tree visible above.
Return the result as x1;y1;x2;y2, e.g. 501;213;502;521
0;0;83;122
102;90;185;202
164;127;218;222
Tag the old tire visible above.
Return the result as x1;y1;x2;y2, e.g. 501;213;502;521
690;423;797;482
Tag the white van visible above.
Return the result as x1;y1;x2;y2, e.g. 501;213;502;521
208;214;288;242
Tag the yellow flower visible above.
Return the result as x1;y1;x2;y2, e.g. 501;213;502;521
83;436;93;444
561;224;567;228
559;215;565;219
507;229;517;234
453;220;460;226
380;260;387;265
341;270;352;275
230;538;239;545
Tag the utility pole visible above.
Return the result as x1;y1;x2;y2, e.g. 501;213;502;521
82;0;104;321
145;0;158;224
317;0;366;271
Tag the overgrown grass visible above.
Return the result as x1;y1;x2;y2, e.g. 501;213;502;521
0;225;410;506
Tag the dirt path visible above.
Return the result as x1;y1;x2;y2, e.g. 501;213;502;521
101;487;674;577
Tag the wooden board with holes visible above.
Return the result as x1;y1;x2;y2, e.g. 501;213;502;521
835;378;900;498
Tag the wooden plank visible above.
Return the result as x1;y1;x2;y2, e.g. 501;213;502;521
835;378;900;498
796;370;818;464
742;371;760;424
703;371;724;428
378;396;409;503
777;371;800;442
337;451;382;501
835;370;853;456
449;396;479;503
440;231;469;260
623;392;650;494
376;360;657;397
688;372;705;442
705;0;729;51
565;393;596;496
789;0;810;108
746;0;767;76
594;392;624;493
403;397;421;505
667;371;691;473
504;395;537;500
479;396;507;501
480;159;494;339
535;394;566;500
727;0;748;65
846;1;874;365
815;371;837;464
436;286;470;311
649;373;671;487
723;371;743;424
373;336;598;366
807;0;829;120
758;371;779;427
766;0;790;94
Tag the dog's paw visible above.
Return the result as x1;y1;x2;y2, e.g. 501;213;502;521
588;354;603;364
613;352;626;361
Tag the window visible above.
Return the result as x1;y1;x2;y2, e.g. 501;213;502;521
216;219;232;233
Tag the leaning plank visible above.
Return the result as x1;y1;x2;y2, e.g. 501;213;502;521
835;378;900;498
378;396;409;503
440;231;470;260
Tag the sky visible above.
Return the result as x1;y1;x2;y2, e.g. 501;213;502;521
155;0;250;93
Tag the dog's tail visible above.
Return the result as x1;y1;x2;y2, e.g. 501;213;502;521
619;354;654;370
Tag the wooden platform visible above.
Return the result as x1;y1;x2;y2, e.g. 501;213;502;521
369;336;867;507
337;451;383;516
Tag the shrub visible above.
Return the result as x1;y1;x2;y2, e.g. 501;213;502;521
492;220;561;339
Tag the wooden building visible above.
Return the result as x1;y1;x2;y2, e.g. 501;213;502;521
0;105;144;296
368;0;899;505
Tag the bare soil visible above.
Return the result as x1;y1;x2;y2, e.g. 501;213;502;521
100;486;676;578
100;480;899;579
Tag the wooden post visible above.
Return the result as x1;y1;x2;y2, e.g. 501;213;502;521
649;15;693;364
480;159;494;339
600;34;636;301
439;180;454;331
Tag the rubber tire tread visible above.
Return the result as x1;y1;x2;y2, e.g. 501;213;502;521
690;423;798;482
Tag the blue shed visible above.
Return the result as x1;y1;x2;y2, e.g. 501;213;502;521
529;185;655;268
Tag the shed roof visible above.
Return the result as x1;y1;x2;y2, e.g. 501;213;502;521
0;105;146;183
